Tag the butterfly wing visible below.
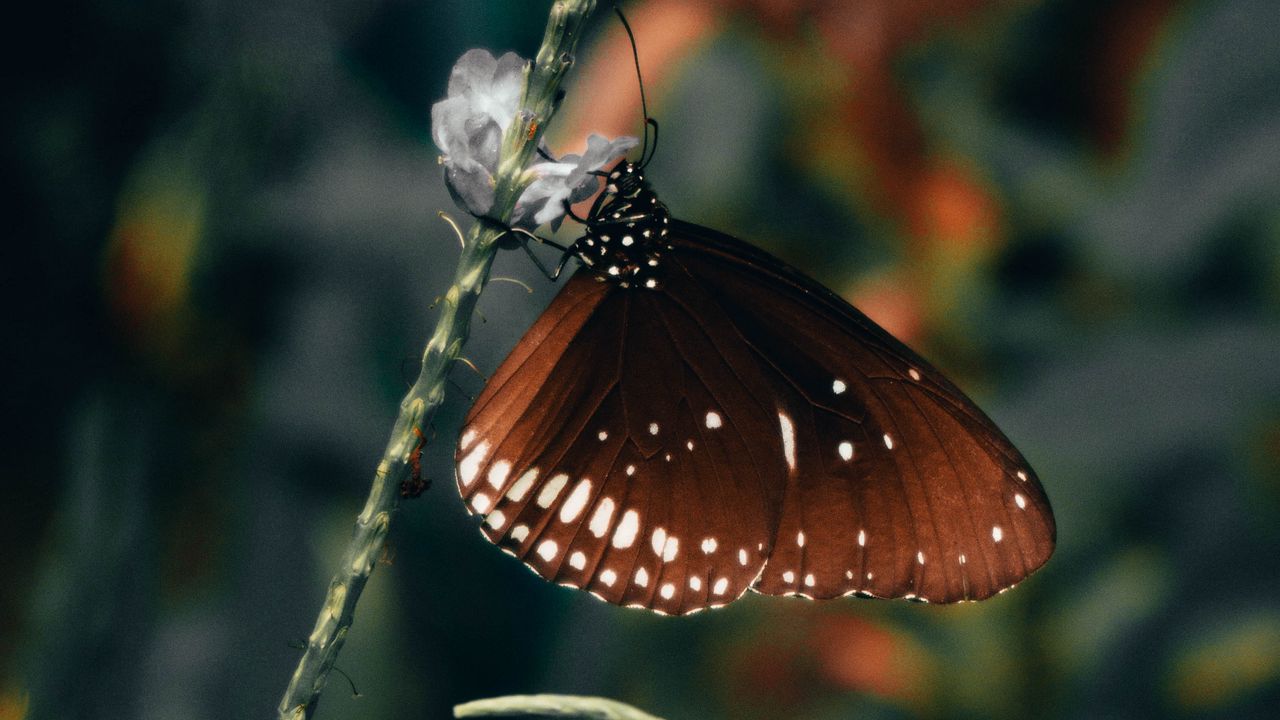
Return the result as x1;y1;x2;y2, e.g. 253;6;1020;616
457;270;789;615
665;220;1056;602
458;219;1054;611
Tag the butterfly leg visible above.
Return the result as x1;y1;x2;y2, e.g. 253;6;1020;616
552;251;576;280
499;226;576;281
561;199;589;225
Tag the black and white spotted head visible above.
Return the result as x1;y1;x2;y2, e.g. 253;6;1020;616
570;160;672;290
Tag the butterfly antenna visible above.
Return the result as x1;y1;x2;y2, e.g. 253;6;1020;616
643;117;659;169
614;6;658;169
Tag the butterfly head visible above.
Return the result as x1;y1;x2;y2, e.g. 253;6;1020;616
571;160;671;289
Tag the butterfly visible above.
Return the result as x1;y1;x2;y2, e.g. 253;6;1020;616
452;156;1055;615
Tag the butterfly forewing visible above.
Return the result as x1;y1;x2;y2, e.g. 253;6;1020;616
666;220;1055;602
457;275;783;615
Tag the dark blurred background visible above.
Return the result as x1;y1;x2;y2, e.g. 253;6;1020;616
4;0;1279;718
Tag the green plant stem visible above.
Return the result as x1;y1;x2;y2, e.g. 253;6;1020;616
454;695;666;720
276;2;597;717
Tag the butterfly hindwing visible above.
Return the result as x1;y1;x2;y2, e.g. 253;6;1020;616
667;220;1056;602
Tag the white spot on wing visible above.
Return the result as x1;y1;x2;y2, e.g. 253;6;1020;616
487;461;511;490
689;576;702;591
796;531;806;547
992;525;1004;542
713;577;729;595
917;551;926;565
660;583;675;600
832;379;847;394
782;570;796;584
485;510;506;529
1017;470;1028;482
536;473;569;508
536;540;558;562
625;465;636;476
506;468;538;501
883;433;894;450
838;441;854;461
460;429;477;450
510;524;529;542
662;536;679;562
589;498;616;538
858;529;867;547
635;567;649;586
959;554;967;565
458;441;490;487
601;569;617;587
569;551;586;570
909;368;921;381
778;412;797;471
612;510;640;549
738;548;748;565
648;422;660;435
1015;493;1027;509
804;573;816;587
701;537;717;554
597;430;608;441
471;493;491;513
651;527;667;556
705;411;722;429
559;479;593;523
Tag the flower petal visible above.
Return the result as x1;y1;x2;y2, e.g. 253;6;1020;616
447;49;499;99
444;159;496;218
514;134;639;228
430;97;467;159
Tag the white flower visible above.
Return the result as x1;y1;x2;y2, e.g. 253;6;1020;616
516;134;639;228
431;49;526;218
431;49;637;229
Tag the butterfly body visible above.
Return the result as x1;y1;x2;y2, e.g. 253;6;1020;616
569;163;671;288
456;160;1054;615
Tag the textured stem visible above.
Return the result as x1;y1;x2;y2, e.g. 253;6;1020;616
454;695;666;720
276;2;597;717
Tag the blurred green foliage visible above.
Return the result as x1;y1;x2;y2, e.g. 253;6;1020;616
3;1;1278;719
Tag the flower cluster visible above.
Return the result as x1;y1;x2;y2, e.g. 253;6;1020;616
431;49;637;229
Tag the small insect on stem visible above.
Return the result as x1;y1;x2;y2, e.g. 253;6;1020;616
400;426;431;499
378;544;397;566
526;120;539;141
